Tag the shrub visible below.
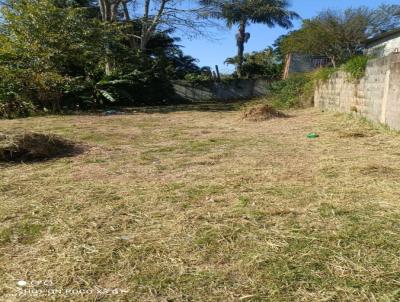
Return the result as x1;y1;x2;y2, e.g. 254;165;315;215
269;74;313;109
343;56;369;80
184;73;213;83
313;67;339;82
0;69;36;118
0;96;36;119
31;72;66;112
266;67;340;109
62;76;99;110
96;68;176;106
262;56;369;111
0;0;105;116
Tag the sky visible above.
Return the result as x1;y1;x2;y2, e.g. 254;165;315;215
179;0;400;73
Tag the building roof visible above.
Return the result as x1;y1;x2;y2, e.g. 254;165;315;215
365;28;400;46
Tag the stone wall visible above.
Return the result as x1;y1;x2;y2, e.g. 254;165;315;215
314;53;400;130
173;79;269;101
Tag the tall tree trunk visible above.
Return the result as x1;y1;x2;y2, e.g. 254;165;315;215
98;0;120;75
105;48;114;75
236;20;246;78
140;0;151;60
329;56;336;68
122;1;130;20
122;1;138;50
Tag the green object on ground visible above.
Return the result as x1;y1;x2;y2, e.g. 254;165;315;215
307;132;319;139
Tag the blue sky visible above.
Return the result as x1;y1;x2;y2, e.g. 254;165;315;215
180;0;399;73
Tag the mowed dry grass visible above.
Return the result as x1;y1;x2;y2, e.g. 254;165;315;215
1;104;400;302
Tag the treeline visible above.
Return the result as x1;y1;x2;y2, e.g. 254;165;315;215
0;0;213;117
243;4;400;110
279;4;400;67
1;1;400;118
221;4;400;81
0;0;304;118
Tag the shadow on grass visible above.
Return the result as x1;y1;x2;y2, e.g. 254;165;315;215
122;100;248;114
57;100;250;117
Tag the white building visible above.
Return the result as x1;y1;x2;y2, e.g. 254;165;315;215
365;29;400;57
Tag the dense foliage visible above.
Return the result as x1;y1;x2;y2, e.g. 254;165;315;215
267;67;342;109
269;74;314;109
201;0;298;77
368;4;400;36
279;5;400;67
343;56;370;80
225;48;283;80
268;54;372;109
0;0;208;118
0;0;398;118
0;0;103;116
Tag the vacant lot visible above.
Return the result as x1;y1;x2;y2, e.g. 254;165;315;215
1;104;400;302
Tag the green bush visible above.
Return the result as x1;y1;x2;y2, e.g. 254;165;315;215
96;68;176;106
0;95;35;119
0;70;36;118
184;73;213;83
267;67;339;109
343;56;369;80
264;55;370;110
267;57;369;111
269;74;313;109
313;67;339;82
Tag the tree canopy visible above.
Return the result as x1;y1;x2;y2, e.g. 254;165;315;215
0;0;211;117
202;0;298;77
279;5;400;67
225;47;282;79
1;0;399;118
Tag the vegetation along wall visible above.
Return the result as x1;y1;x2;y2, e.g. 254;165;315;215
314;53;400;130
173;79;269;101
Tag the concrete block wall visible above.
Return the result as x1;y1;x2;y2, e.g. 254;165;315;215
314;53;400;130
173;79;269;102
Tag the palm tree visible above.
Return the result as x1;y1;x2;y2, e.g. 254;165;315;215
202;0;299;77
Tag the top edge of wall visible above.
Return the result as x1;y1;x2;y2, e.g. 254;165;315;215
368;52;400;66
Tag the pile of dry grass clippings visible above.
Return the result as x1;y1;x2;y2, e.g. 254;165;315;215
242;104;287;121
0;132;82;162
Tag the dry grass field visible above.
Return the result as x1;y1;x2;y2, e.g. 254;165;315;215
1;103;400;301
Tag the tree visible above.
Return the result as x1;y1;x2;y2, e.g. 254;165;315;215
202;0;298;77
143;32;201;79
225;47;282;79
54;0;97;7
279;8;371;67
368;4;400;36
96;0;214;74
0;0;105;111
167;52;201;79
279;6;400;67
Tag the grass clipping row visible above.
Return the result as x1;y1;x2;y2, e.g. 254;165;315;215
0;132;82;162
242;104;287;122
